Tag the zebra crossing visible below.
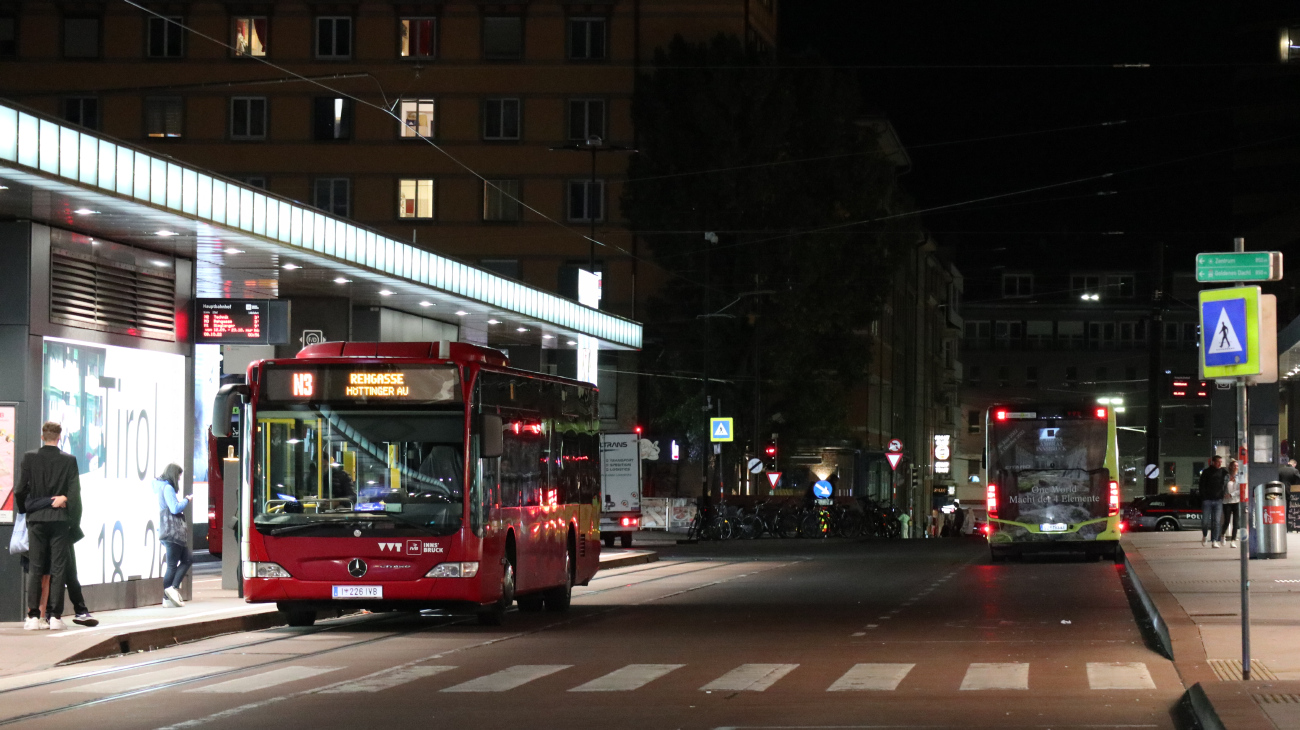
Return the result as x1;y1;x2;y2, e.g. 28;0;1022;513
47;660;1164;698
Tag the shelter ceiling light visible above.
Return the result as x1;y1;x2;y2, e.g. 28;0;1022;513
455;310;468;316
487;319;500;325
333;277;350;284
155;230;178;237
419;301;433;307
567;340;577;346
517;327;528;333
225;248;244;254
282;263;300;270
73;208;98;215
379;290;394;296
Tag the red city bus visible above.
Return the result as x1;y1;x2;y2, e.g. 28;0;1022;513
212;341;602;626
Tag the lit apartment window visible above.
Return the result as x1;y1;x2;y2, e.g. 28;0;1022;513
313;178;350;217
483;98;520;140
0;17;16;58
63;97;98;130
234;17;267;57
401;18;436;58
567;180;604;222
568;17;607;60
63;17;100;58
313;97;352;140
230;97;267;140
399;99;435;138
144;97;183;138
1001;273;1032;297
568;99;605;141
147;16;184;58
482;16;522;60
316;17;351;59
398;179;435;219
483;180;522;222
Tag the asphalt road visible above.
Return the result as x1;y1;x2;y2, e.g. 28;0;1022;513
0;537;1182;730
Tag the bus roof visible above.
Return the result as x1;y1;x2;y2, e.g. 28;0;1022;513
297;341;509;367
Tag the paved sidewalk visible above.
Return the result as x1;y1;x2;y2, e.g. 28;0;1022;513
1124;530;1300;729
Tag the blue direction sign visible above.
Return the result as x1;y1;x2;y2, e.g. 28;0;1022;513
813;480;833;499
1199;286;1261;378
709;417;734;443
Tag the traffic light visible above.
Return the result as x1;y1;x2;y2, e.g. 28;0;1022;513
764;438;778;469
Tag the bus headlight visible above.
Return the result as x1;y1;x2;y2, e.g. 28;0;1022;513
253;562;291;578
425;562;480;578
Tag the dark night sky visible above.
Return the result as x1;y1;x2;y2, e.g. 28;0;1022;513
780;2;1240;284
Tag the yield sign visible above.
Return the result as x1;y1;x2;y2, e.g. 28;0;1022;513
766;472;782;489
885;453;903;470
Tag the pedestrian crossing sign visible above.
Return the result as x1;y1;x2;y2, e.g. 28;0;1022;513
1199;286;1261;378
709;417;734;443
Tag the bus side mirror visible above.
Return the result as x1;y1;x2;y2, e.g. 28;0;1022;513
481;414;503;459
212;384;250;438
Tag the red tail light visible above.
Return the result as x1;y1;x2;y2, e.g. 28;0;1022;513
986;483;998;519
620;516;638;527
982;524;991;535
1095;407;1108;419
994;410;1007;421
1117;521;1126;532
1108;481;1120;516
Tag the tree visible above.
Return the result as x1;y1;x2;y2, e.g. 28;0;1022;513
622;35;919;468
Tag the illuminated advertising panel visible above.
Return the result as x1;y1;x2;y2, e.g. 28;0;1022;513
261;365;461;406
0;405;15;522
42;337;186;586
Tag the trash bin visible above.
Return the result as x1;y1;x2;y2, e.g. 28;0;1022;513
1251;481;1288;559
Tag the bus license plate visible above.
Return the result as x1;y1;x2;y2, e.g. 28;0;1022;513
332;585;382;599
1040;523;1068;532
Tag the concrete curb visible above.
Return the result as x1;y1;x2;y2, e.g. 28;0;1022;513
597;551;659;570
1177;683;1227;730
1119;546;1174;660
58;610;285;665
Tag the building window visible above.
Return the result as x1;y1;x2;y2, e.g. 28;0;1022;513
0;17;16;58
1096;366;1108;384
483;180;522;222
1126;366;1138;381
481;259;520;279
63;97;98;130
1107;274;1135;298
1088;322;1117;349
1025;320;1052;349
1065;366;1078;386
144;97;183;138
401;18;436;58
1164;321;1180;347
568;17;607;60
63;17;100;58
399;99;435;138
398;179;435;219
313;178;350;217
967;365;981;386
313;97;352;140
964;320;990;349
234;17;267;57
230;97;267;140
483;98;520;140
568;99;605;141
967;409;980;434
1119;321;1144;348
1058;320;1084;348
147;16;184;58
567;179;605;222
993;320;1023;348
316;17;352;59
1183;323;1198;346
482;16;522;60
1026;366;1038;388
1002;273;1032;297
998;366;1010;387
1071;274;1101;292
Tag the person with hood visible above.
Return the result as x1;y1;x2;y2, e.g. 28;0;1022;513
153;463;191;607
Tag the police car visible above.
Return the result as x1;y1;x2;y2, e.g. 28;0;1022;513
1122;491;1203;532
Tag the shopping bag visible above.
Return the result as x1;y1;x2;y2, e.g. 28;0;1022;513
8;513;28;555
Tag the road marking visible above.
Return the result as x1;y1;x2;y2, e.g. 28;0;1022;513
1087;662;1156;690
569;664;684;692
702;664;799;692
960;663;1029;690
317;666;455;693
866;624;879;629
186;666;342;693
441;665;571;692
851;632;866;637
54;666;223;694
827;663;914;691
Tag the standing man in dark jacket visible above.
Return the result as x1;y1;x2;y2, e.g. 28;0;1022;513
14;422;81;631
1197;455;1228;548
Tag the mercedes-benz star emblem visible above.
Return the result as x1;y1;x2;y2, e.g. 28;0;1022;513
353;529;362;537
347;558;367;578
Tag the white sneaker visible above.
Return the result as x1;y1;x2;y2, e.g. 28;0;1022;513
164;587;184;607
1212;541;1221;549
23;617;42;631
47;617;66;631
162;595;176;608
1202;535;1209;545
1229;540;1239;548
38;618;49;630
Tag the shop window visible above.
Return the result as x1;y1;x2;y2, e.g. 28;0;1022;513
313;178;350;217
483;98;520;140
316;16;351;59
568;99;605;141
483;180;521;222
399;99;435;138
482;16;522;59
398;179;435;219
0;17;15;58
234;17;267;57
567;179;604;222
401;18;436;58
568;17;606;60
63;97;98;130
147;16;184;58
63;17;100;58
313;97;352;140
144;97;183;138
230;97;267;140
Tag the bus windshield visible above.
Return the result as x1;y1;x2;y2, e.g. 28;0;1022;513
989;417;1109;524
253;408;465;536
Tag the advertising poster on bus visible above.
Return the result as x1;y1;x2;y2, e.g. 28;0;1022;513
990;419;1107;528
43;337;186;586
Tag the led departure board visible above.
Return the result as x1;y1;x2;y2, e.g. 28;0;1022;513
194;299;290;345
262;365;461;405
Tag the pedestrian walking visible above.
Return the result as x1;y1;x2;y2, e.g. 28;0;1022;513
953;503;966;535
1279;458;1300;487
1222;459;1243;548
14;422;81;631
154;463;191;608
1196;454;1228;548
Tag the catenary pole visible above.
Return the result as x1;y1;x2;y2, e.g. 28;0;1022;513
1233;236;1252;681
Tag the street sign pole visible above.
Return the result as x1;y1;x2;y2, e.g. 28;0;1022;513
1233;237;1252;682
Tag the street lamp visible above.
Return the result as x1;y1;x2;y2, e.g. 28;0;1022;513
550;135;636;281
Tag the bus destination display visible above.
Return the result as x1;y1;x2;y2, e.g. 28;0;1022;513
263;365;461;405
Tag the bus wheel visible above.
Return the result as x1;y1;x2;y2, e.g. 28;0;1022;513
479;561;515;626
283;609;316;628
1156;518;1178;532
543;550;574;612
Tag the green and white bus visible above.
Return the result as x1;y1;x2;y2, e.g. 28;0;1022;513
984;403;1122;561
